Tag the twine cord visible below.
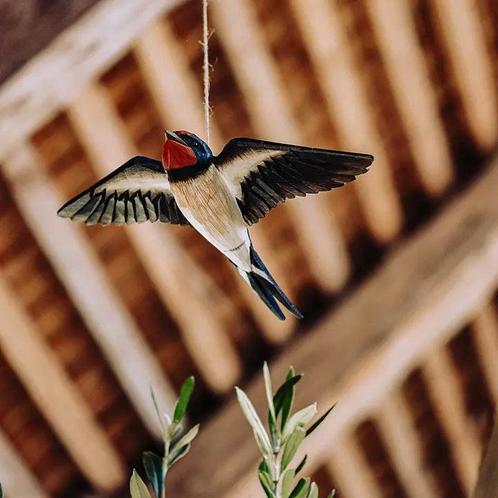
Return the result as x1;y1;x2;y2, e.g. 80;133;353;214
202;0;211;145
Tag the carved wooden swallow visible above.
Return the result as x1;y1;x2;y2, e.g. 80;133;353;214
58;131;373;319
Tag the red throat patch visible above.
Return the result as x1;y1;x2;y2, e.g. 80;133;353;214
162;139;197;170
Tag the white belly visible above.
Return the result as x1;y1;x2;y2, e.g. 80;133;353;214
171;166;252;270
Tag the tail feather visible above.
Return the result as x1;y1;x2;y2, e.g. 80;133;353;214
245;247;303;320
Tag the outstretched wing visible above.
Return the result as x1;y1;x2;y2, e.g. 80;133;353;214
57;156;189;225
214;138;373;225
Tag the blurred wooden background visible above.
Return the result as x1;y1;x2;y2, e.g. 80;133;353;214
0;0;497;496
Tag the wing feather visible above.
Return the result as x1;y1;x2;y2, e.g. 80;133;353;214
214;138;373;224
57;156;189;226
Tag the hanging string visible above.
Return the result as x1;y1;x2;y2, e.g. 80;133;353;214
202;0;211;145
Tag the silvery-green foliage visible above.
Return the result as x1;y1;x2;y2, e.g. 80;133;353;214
236;363;335;498
130;376;199;498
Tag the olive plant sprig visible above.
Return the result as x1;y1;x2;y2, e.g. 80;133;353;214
236;363;335;498
130;376;198;498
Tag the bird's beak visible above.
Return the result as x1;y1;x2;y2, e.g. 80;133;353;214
165;130;186;145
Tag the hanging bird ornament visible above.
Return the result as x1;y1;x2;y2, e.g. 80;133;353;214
58;131;373;319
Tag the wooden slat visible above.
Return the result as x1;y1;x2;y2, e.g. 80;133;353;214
473;412;498;498
423;348;481;494
1;144;177;436
327;438;383;498
430;0;498;149
376;392;439;498
134;20;287;343
365;0;454;196
169;156;498;498
0;276;124;490
68;82;241;392
211;0;352;294
472;305;498;403
289;0;405;239
0;0;184;161
0;430;48;498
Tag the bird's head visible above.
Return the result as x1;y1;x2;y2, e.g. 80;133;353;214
162;130;212;171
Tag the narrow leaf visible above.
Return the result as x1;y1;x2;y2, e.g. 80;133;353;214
0;482;3;498
281;427;306;470
171;424;199;452
307;482;319;498
150;387;166;437
235;387;272;455
130;470;152;498
142;452;163;498
259;469;274;493
283;404;317;440
327;491;336;498
263;362;275;420
167;443;191;466
294;454;307;475
306;404;335;437
289;477;310;498
273;375;302;423
259;458;270;475
281;468;295;498
173;376;195;423
259;475;276;498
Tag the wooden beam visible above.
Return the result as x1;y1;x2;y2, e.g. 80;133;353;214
0;0;184;160
430;0;498;149
327;438;383;498
289;0;405;239
68;82;242;392
423;348;481;494
472;305;498;403
134;20;288;343
169;156;498;498
211;0;352;294
376;392;439;498
0;276;124;490
1;144;177;436
473;412;498;498
365;0;454;196
0;430;48;498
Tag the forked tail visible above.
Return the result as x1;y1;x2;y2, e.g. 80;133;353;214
244;247;303;320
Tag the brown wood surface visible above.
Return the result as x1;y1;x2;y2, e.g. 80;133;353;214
473;412;498;498
169;157;498;498
0;0;100;83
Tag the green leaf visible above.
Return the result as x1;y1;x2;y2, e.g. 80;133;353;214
142;452;163;498
173;376;195;423
289;477;310;498
280;468;295;498
0;482;2;498
130;470;152;498
259;473;276;498
235;387;272;456
283;404;317;441
274;374;302;431
150;387;167;437
294;454;307;475
307;482;319;498
281;427;306;470
263;362;275;420
259;469;274;494
167;443;191;467
306;404;335;437
327;491;336;498
259;458;270;475
171;424;199;452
